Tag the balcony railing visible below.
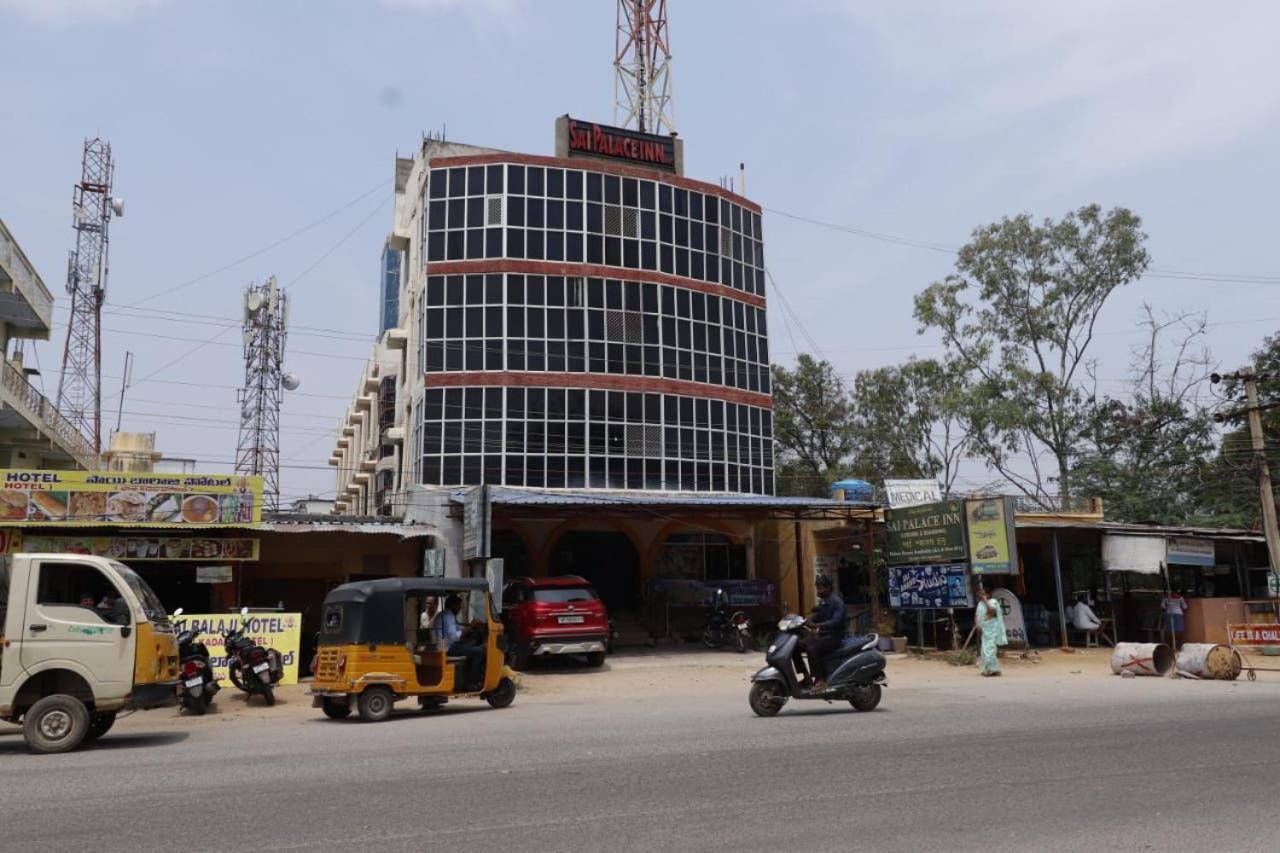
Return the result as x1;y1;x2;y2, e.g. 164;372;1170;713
2;360;98;469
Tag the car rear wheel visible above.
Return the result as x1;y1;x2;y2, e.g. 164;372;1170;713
357;686;394;722
507;647;530;671
748;682;787;718
585;651;606;668
23;695;91;754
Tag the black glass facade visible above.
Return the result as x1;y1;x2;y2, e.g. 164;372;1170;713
415;159;773;494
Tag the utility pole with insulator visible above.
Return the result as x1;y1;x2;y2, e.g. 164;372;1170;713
614;0;676;134
57;139;125;455
1213;368;1280;573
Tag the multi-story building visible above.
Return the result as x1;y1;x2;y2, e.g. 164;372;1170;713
334;117;773;516
0;218;98;470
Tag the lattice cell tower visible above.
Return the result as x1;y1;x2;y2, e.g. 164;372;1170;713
614;0;676;134
235;277;296;512
57;139;125;453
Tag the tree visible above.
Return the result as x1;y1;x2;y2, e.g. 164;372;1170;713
1072;309;1217;523
848;358;972;495
914;204;1150;508
771;355;857;496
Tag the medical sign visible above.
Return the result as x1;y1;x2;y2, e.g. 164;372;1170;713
169;612;302;686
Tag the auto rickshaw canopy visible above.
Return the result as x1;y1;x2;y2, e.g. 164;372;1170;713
319;577;491;646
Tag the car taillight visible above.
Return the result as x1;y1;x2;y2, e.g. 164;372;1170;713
182;660;200;678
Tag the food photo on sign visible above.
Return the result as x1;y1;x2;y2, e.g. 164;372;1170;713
0;470;263;526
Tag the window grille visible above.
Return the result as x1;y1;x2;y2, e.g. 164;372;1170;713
486;196;504;226
606;310;644;344
625;424;663;458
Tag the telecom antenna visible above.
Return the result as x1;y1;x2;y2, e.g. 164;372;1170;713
614;0;675;134
235;277;295;512
57;138;124;454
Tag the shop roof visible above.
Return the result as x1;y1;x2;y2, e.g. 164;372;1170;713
452;486;876;513
1015;518;1265;542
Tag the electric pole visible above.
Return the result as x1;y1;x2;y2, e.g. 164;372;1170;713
1242;368;1280;573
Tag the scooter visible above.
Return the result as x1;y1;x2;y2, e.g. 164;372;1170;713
700;588;752;653
748;615;887;717
223;607;283;706
172;608;220;715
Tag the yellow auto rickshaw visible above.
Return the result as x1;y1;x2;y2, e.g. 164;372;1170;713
310;577;516;721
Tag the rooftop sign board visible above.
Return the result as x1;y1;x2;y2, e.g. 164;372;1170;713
0;470;263;527
556;115;680;174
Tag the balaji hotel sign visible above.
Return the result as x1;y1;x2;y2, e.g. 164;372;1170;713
556;115;682;175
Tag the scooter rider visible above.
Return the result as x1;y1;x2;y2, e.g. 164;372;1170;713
804;575;848;691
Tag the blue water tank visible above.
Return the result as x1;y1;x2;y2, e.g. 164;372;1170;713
829;479;873;502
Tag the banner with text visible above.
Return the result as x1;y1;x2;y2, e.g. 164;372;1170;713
885;500;967;565
888;564;973;609
0;470;262;527
170;612;302;686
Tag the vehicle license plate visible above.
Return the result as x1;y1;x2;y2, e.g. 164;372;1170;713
558;615;585;624
185;677;203;688
252;662;270;673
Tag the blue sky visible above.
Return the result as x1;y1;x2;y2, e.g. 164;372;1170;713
3;0;1279;499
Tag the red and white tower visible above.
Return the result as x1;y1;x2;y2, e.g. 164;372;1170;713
614;0;676;134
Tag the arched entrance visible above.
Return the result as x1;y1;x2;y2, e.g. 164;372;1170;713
548;530;640;611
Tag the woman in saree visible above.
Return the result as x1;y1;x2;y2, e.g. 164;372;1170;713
975;586;1006;677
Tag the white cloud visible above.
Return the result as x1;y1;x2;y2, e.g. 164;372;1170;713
834;1;1280;181
0;0;166;24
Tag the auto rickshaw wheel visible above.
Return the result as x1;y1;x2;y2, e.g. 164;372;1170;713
357;686;394;722
485;677;516;709
321;698;351;719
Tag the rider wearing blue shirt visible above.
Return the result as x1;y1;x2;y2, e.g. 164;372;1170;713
804;575;848;690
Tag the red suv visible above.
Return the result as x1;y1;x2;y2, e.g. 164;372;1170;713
501;576;610;670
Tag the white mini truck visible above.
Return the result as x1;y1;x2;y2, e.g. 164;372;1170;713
0;553;179;753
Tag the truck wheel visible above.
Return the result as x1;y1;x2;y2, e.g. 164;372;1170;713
585;652;606;668
84;711;117;741
23;695;91;754
357;686;393;722
485;677;516;709
321;698;351;719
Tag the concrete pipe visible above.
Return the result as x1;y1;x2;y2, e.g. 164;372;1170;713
1175;643;1242;680
1111;642;1175;676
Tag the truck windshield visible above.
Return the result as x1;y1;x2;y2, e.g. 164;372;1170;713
109;561;168;621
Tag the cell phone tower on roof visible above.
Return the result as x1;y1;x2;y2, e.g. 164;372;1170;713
235;277;296;512
614;0;676;135
57;138;125;455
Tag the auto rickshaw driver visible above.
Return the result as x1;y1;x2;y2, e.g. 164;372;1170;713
430;594;486;690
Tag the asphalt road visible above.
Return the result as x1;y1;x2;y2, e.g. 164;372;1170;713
2;654;1278;852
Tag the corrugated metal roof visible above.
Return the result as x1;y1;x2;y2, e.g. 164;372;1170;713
1016;518;1265;542
260;520;437;538
453;486;876;511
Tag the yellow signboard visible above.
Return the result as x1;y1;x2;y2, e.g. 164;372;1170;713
5;531;259;561
965;496;1018;574
171;612;302;686
0;470;263;527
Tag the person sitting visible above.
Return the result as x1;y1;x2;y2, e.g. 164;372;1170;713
1070;596;1101;631
804;575;848;692
430;594;485;689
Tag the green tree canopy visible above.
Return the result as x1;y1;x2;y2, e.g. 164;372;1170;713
771;355;857;496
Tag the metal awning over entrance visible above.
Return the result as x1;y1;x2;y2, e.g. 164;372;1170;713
451;486;878;521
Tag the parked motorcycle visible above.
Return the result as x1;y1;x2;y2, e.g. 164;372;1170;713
172;608;220;715
748;615;886;717
701;588;751;653
222;606;283;706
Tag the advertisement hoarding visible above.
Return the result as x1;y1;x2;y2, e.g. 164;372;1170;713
169;612;302;685
1166;537;1215;567
885;500;966;565
887;564;973;609
965;497;1018;574
0;470;263;527
5;531;259;561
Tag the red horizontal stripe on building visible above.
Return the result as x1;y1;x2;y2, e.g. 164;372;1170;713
424;371;773;409
430;152;762;215
425;260;766;310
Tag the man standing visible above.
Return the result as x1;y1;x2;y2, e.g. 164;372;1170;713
804;575;848;691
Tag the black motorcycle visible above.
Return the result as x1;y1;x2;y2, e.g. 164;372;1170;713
748;615;886;717
172;608;219;715
223;607;283;706
700;588;751;653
